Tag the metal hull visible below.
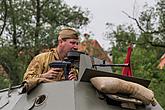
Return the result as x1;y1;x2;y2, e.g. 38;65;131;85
0;54;163;110
0;81;162;110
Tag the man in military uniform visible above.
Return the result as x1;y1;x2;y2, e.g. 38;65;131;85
23;27;79;92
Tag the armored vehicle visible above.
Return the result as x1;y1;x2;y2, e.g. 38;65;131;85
0;52;163;110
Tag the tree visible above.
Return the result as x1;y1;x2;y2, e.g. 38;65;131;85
0;0;90;52
104;24;136;50
123;0;165;48
104;0;165;108
0;0;90;86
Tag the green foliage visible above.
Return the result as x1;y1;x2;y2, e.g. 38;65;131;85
149;69;165;108
131;47;158;79
0;0;90;89
0;0;90;52
0;76;10;89
105;24;136;49
138;0;165;48
0;47;24;86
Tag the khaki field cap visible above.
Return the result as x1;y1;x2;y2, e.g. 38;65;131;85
58;28;79;40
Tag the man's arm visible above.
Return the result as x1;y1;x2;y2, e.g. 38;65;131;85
23;55;44;81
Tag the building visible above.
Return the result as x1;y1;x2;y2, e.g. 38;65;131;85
78;33;112;64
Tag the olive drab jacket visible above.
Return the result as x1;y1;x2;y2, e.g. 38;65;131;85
22;48;78;93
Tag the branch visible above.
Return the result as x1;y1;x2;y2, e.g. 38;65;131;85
9;0;17;49
116;39;165;48
147;41;165;48
122;11;165;34
149;29;165;34
122;11;145;32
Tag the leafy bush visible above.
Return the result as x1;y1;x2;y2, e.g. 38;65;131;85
0;76;10;89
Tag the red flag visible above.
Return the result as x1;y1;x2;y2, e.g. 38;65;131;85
122;44;133;76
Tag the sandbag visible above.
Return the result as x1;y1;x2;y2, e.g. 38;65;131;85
90;77;156;106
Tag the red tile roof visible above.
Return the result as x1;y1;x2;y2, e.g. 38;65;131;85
78;39;112;64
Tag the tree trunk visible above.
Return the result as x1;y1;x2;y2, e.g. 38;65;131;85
35;0;41;46
9;0;17;49
0;0;7;37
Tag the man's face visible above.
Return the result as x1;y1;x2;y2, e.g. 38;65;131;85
60;38;79;55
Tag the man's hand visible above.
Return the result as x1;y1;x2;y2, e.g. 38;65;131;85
41;68;62;80
68;70;78;81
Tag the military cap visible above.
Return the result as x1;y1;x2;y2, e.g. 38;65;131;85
58;28;79;40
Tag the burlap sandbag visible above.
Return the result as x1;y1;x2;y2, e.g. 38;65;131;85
90;77;156;106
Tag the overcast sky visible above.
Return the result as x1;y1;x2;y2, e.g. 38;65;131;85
64;0;156;50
